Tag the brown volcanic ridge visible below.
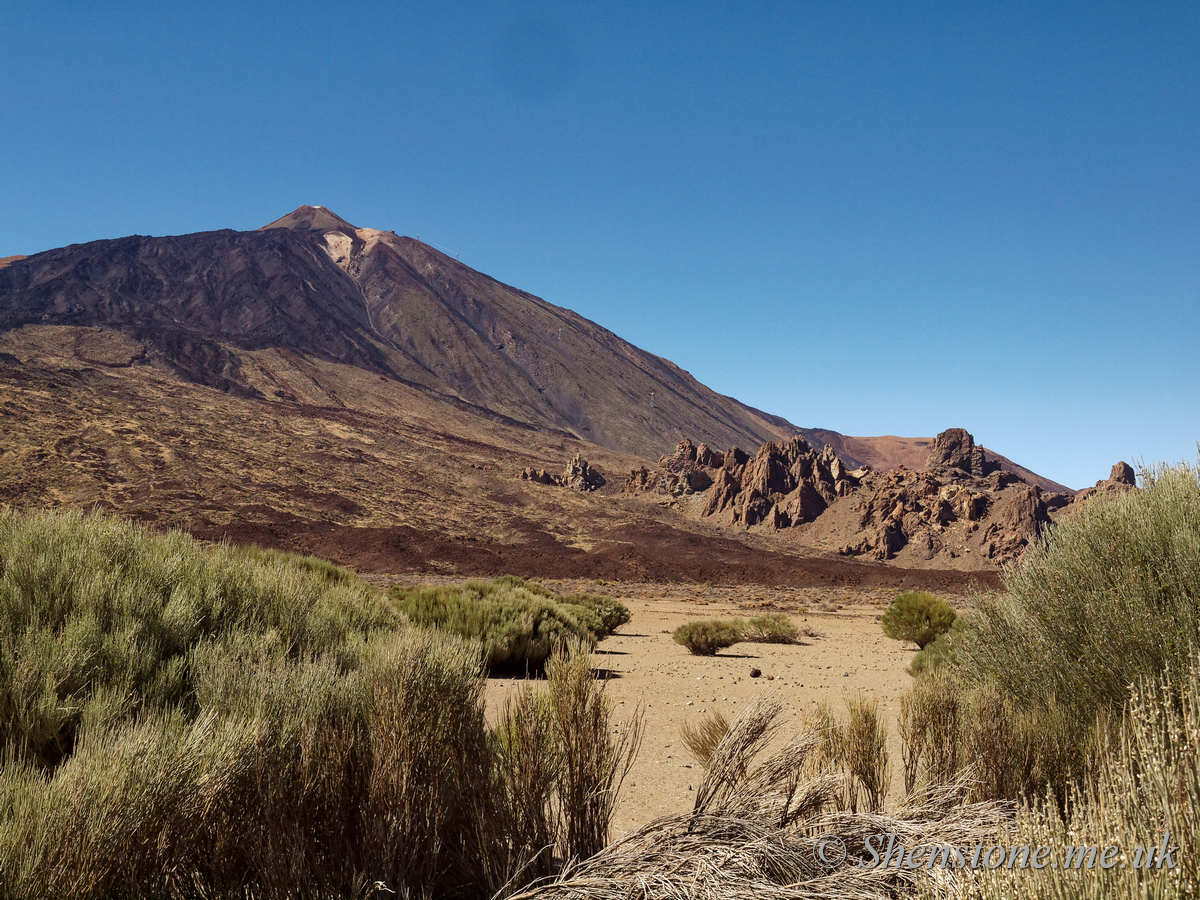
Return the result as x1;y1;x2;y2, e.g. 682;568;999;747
0;206;1121;590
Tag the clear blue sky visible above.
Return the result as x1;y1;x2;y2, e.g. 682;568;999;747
3;2;1197;490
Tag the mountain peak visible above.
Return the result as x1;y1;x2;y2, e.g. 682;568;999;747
259;205;359;235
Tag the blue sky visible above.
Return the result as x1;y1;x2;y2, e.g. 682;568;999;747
2;2;1196;490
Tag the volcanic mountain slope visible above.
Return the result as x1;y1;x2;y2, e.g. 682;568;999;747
0;205;1078;584
0;206;810;459
0;324;995;592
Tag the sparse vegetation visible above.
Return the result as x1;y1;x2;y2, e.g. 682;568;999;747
512;693;1007;900
741;612;801;643
805;696;891;813
672;618;744;655
681;709;731;767
545;642;644;861
832;694;892;813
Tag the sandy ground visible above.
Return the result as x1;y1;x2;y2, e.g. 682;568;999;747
484;582;928;839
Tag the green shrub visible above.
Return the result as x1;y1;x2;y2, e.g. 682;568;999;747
880;591;956;649
742;613;801;644
0;509;646;899
945;461;1200;799
0;619;494;899
960;462;1200;715
906;616;966;675
561;592;632;635
390;577;610;670
673;619;744;655
0;507;395;769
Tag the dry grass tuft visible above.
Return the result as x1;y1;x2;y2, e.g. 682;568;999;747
508;693;1009;900
681;709;731;768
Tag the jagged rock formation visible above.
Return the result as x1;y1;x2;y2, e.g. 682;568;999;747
838;465;1055;563
625;428;1120;568
624;439;721;497
627;435;854;527
922;428;999;477
521;455;606;492
701;438;853;528
1073;461;1138;503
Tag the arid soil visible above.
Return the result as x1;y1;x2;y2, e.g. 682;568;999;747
0;325;1002;592
381;577;946;839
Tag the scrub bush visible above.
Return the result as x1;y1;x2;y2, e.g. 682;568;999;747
959;462;1200;717
742;613;801;644
906;616;967;676
0;508;643;899
897;461;1200;804
562;592;632;635
389;577;616;670
673;619;744;655
880;591;956;649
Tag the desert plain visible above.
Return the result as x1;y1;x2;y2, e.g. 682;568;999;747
377;575;939;838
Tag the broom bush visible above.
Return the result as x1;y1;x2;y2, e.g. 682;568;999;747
388;577;623;670
673;619;744;655
0;508;641;899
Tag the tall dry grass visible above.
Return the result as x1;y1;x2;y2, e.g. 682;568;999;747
508;692;1009;900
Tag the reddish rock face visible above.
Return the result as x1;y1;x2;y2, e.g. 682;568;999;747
923;428;999;478
1109;462;1137;486
624;430;1129;568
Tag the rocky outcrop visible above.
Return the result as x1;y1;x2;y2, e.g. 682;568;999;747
560;455;607;492
522;454;606;492
623;438;717;496
628;435;857;527
1109;462;1137;486
1074;461;1137;503
624;428;1096;568
923;428;999;477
